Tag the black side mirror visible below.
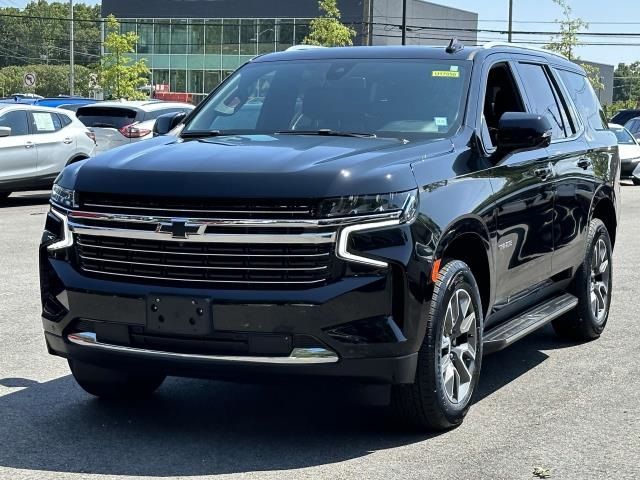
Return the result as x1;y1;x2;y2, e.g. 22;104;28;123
153;112;187;136
497;112;552;152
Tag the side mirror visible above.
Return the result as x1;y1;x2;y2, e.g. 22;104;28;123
153;112;187;136
0;126;11;138
497;112;552;152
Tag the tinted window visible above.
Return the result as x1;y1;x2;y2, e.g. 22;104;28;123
30;111;63;134
625;119;640;134
76;107;137;129
0;110;29;136
517;63;568;139
185;59;470;141
58;113;72;127
144;108;191;121
612;128;636;145
557;69;607;131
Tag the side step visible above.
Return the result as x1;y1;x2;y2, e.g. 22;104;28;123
483;293;578;354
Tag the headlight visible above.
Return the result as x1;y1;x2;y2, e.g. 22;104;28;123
334;189;418;268
51;184;77;209
319;190;418;219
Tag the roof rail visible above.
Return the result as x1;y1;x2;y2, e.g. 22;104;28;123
482;41;568;60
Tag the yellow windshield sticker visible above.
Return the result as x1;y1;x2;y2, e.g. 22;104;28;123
432;70;460;78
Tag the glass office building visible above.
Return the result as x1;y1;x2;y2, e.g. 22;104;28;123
102;0;478;102
119;18;312;102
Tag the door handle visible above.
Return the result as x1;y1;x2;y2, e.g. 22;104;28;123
577;158;592;170
24;141;34;149
63;138;73;144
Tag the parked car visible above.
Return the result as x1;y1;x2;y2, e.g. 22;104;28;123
623;116;640;139
33;97;97;110
41;43;619;430
75;101;195;154
611;108;640;127
0;105;95;201
609;123;640;184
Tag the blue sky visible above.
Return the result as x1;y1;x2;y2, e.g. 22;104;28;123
4;0;639;66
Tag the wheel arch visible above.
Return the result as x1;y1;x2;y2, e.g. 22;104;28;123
590;186;617;248
66;154;90;167
433;216;494;317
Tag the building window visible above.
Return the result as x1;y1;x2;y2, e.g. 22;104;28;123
170;69;186;92
187;69;204;94
153;69;170;87
258;19;276;55
138;20;153;54
222;19;240;55
189;19;205;55
171;20;188;55
240;19;257;56
204;70;222;93
277;19;294;51
294;20;310;45
205;20;222;56
155;20;170;55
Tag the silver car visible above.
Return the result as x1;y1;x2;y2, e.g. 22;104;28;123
0;105;96;201
75;101;194;154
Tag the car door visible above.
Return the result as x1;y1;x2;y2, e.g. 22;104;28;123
0;109;37;183
512;60;593;278
477;58;555;312
28;111;71;182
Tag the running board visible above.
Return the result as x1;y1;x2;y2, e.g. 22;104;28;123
483;293;578;354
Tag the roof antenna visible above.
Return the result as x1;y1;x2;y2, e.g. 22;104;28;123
446;37;464;54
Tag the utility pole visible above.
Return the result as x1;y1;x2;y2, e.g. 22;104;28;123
401;0;407;45
70;0;75;95
508;0;513;43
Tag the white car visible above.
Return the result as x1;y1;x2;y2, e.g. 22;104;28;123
0;105;96;201
76;101;195;154
609;123;640;185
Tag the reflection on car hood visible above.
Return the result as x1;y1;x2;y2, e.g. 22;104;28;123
58;134;453;199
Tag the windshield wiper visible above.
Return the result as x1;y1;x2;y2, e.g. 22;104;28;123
181;130;233;138
276;129;377;138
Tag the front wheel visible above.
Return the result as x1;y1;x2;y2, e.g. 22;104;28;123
69;359;166;399
552;218;613;340
391;260;483;431
633;178;640;186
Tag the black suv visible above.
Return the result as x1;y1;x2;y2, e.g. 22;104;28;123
40;44;619;430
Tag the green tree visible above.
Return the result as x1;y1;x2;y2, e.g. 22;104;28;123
612;62;640;105
545;0;604;92
100;15;149;100
0;1;101;69
0;64;94;97
303;0;356;47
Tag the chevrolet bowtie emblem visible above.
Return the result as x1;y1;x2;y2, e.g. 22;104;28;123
156;219;207;239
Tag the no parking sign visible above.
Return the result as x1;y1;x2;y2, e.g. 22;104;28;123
23;72;37;88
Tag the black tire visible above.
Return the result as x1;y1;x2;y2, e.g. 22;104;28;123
0;192;11;202
552;218;613;341
633;178;640;186
69;359;165;399
390;260;483;431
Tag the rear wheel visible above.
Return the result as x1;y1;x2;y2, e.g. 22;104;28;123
552;218;612;340
391;260;483;431
633;178;640;186
0;192;11;202
69;359;165;399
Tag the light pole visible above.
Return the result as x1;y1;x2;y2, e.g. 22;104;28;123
508;0;514;43
401;0;407;45
70;0;75;95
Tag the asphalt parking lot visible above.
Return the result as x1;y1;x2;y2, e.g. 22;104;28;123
0;188;639;480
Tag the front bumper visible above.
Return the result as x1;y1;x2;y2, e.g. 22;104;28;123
41;247;427;385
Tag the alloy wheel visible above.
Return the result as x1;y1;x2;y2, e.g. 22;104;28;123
441;288;477;404
590;237;610;324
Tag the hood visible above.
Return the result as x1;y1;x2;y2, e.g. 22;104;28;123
58;134;453;199
618;143;640;162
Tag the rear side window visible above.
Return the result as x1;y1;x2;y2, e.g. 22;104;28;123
517;63;570;139
30;111;63;134
557;69;607;131
0;110;29;136
76;107;137;129
58;113;72;127
625;118;640;134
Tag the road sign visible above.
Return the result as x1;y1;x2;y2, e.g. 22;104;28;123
23;73;37;88
89;73;98;89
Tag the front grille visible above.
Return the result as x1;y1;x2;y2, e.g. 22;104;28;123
75;234;335;287
79;193;317;219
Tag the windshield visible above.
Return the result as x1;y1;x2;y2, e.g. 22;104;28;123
184;58;470;140
612;128;636;145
